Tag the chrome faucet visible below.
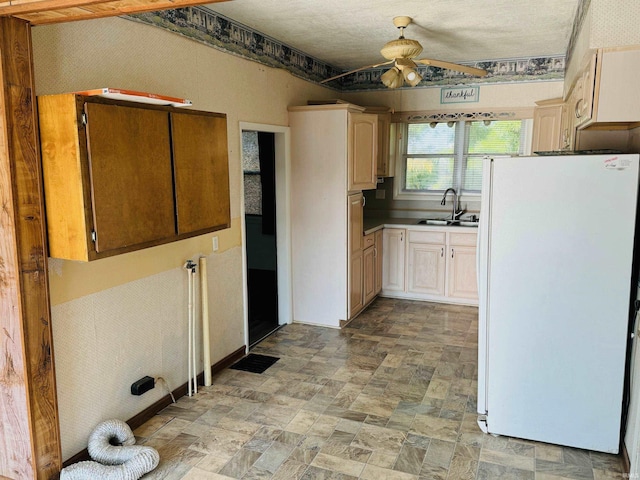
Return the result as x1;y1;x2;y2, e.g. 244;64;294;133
441;188;464;220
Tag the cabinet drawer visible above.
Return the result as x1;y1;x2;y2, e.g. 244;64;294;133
449;232;477;247
363;233;375;248
408;230;445;245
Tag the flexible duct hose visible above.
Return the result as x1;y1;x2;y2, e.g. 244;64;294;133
60;420;159;480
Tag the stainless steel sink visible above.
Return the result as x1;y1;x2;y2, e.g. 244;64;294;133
417;218;478;227
418;219;449;225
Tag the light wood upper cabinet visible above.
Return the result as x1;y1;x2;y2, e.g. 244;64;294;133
348;113;377;191
364;106;392;177
171;112;230;235
531;98;563;152
38;94;230;261
566;47;640;130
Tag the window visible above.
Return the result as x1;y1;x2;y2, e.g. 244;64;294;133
398;120;527;197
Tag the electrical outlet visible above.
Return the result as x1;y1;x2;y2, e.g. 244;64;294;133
212;236;219;252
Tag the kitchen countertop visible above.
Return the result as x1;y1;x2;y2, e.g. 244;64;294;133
363;217;479;235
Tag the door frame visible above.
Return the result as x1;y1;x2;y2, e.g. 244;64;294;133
239;122;292;351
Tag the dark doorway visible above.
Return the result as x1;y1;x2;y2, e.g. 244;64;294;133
243;131;279;347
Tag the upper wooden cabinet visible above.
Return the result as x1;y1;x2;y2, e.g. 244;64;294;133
566;47;640;130
531;98;563;153
171;112;230;235
38;94;230;261
364;106;393;177
348;112;377;191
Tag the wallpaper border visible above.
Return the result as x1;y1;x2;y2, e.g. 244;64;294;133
126;6;566;92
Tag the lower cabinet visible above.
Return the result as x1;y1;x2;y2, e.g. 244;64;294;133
350;251;364;318
355;230;383;318
407;230;446;296
363;244;376;305
382;228;406;292
382;227;478;305
348;193;364;319
374;229;383;294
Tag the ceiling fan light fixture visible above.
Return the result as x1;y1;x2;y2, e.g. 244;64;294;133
381;67;403;88
402;67;422;87
380;38;423;60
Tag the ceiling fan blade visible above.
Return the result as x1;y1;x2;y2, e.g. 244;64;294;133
320;60;395;84
415;58;488;77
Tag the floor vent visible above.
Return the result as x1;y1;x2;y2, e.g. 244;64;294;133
230;354;279;374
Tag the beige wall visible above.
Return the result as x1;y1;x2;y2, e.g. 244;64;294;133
32;16;559;459
32;16;336;459
342;80;563;112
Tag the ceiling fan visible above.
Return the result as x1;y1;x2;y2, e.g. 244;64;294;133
320;16;488;88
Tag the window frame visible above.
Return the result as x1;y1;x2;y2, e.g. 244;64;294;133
393;119;533;201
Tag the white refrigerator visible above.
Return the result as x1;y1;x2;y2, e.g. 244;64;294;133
477;154;640;453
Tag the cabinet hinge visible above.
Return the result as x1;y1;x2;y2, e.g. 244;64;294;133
91;230;97;243
81;112;88;126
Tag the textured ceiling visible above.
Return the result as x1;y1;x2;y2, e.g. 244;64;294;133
207;0;581;71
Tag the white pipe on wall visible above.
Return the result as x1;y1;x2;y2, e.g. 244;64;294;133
200;257;212;387
186;261;194;397
191;264;197;395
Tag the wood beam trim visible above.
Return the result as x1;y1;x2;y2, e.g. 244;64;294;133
0;0;107;16
0;0;230;25
0;16;61;479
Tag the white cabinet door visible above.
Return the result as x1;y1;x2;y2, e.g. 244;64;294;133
447;246;478;300
382;228;405;291
408;242;446;296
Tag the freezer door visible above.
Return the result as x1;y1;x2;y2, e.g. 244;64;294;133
484;154;639;453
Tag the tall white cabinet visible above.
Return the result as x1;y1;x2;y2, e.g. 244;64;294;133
289;104;377;327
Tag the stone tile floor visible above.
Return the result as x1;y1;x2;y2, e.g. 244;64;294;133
136;298;625;479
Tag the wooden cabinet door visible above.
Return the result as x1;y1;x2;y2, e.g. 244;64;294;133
374;229;383;294
376;113;391;176
348;193;364;317
382;228;405;292
531;103;563;152
407;242;446;296
363;246;376;305
350;251;364;318
348;193;363;255
348;113;377;191
85;102;175;253
447;246;478;300
171;112;230;235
